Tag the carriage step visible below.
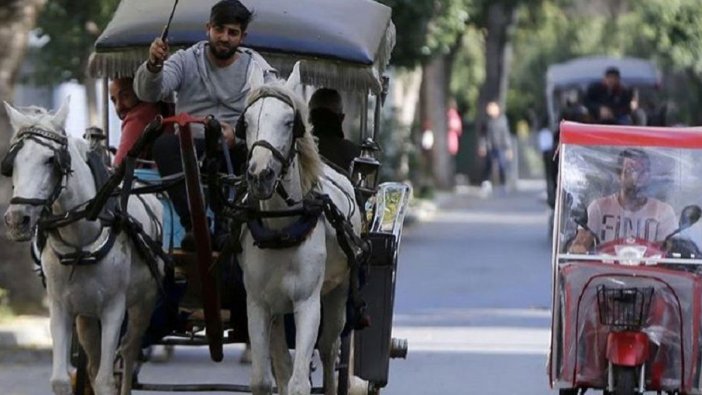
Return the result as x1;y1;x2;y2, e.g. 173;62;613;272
159;329;245;346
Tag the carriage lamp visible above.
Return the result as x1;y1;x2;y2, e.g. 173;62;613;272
351;138;381;198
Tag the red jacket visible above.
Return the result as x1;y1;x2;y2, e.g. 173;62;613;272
113;102;162;167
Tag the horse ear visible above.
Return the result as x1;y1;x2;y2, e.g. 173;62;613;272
52;96;70;131
285;61;303;93
3;101;29;133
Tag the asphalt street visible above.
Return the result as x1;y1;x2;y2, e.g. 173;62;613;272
0;183;556;395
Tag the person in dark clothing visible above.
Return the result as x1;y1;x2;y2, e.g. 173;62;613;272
584;66;633;124
479;101;513;191
308;88;360;174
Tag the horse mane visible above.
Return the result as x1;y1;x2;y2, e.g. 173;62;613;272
68;136;90;162
246;82;323;194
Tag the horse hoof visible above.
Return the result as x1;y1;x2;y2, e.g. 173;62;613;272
51;380;72;395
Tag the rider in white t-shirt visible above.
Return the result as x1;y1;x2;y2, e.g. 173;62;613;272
569;148;677;253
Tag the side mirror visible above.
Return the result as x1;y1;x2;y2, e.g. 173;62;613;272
662;204;702;246
679;205;702;230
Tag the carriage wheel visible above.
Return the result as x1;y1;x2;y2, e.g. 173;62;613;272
558;389;579;395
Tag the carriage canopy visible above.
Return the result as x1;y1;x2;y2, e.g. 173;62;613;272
89;0;396;94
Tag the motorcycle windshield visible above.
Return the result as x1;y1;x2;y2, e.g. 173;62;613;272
550;122;702;392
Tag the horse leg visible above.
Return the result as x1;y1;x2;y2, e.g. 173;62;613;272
93;295;126;395
270;315;293;395
318;283;348;395
118;298;156;395
49;302;73;395
76;315;101;385
247;299;273;395
289;293;322;395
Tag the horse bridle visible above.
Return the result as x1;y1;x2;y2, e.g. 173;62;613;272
235;92;306;178
1;126;72;206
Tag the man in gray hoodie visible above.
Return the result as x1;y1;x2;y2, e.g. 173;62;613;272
134;0;276;235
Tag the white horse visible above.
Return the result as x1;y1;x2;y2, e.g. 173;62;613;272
238;65;361;395
2;100;163;395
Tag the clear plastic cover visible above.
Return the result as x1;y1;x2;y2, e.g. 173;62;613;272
550;139;702;393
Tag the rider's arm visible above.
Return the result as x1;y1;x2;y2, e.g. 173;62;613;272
134;50;185;103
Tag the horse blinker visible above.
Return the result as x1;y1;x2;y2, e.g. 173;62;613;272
1;141;23;177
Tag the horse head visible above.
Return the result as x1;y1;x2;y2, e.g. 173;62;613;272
238;62;321;201
2;98;71;240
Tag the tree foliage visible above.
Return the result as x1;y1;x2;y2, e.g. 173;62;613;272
380;0;471;68
33;0;119;84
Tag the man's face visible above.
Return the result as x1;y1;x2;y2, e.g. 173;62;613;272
109;81;139;120
604;74;620;89
207;22;245;60
620;157;649;191
486;102;500;118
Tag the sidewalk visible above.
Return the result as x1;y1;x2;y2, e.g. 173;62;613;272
0;315;51;351
406;179;546;223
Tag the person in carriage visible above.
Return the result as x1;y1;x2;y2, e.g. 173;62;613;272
109;77;174;167
568;148;677;254
308;87;360;175
584;66;634;125
133;0;276;247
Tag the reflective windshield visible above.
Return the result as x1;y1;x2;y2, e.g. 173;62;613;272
556;144;702;259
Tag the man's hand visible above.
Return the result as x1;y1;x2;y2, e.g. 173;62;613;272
478;146;487;157
568;230;595;254
598;106;614;120
568;244;588;254
222;123;236;148
505;149;513;161
148;38;169;71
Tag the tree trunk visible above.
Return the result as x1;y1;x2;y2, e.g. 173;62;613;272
422;55;453;189
473;2;518;183
390;67;422;182
0;0;48;313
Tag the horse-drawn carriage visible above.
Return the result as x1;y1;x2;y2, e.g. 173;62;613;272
2;0;410;394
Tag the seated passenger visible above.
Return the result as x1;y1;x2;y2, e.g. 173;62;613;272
584;66;633;125
109;77;172;167
569;148;676;253
308;88;360;174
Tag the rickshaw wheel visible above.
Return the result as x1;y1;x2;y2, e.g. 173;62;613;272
559;389;579;395
612;366;638;395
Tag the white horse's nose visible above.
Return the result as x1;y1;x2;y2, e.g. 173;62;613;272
4;208;30;229
247;165;274;184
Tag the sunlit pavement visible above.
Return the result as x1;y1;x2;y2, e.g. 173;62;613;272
384;180;554;394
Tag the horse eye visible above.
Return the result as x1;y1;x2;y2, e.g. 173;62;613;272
45;157;55;166
285;120;295;128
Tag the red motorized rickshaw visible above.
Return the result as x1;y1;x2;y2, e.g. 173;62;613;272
549;122;702;395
